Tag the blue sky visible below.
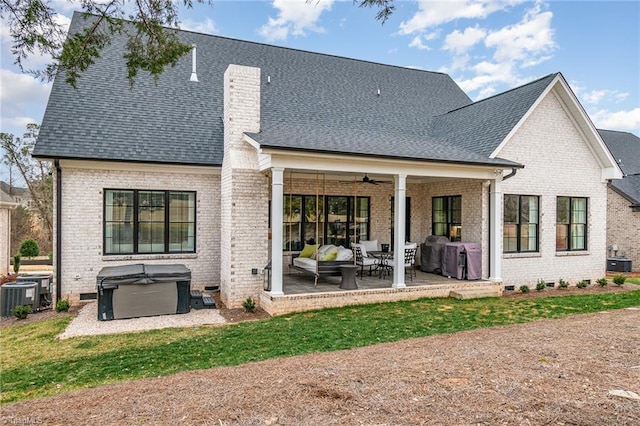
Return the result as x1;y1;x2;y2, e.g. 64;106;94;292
1;0;639;183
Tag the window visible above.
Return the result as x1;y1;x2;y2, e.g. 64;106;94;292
432;195;461;241
556;197;587;251
503;195;539;253
104;190;196;255
283;195;369;250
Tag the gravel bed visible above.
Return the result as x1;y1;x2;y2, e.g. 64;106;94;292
57;302;226;339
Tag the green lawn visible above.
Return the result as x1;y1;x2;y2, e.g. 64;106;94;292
1;290;639;404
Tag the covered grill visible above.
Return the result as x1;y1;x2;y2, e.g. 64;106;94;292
442;242;482;280
420;235;450;274
96;264;191;321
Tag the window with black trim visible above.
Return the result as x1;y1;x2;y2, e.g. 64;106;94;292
503;195;539;253
104;189;196;255
556;196;587;251
432;195;461;241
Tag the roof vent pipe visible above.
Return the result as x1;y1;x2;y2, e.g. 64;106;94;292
190;44;198;82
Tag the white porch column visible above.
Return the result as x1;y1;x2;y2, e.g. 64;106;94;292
392;174;407;289
270;167;285;295
489;175;503;282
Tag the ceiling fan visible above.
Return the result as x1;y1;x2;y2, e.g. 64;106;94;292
359;174;392;185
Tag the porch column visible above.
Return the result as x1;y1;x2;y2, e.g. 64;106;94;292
270;167;285;295
392;174;407;289
489;174;503;282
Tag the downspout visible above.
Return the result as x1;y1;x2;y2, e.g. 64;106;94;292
55;159;62;304
502;167;518;181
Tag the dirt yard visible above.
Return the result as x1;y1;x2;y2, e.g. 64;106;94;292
2;286;639;425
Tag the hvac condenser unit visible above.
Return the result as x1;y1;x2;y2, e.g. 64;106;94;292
0;282;39;317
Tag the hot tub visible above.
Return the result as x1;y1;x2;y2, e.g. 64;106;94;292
96;264;191;321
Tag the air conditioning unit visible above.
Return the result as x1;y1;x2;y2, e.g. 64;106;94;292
0;282;39;317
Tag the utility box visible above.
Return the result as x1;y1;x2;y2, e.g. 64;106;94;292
96;264;191;321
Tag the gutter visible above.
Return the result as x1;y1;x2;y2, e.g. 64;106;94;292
55;159;62;304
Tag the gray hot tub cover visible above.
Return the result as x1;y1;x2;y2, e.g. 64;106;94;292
96;264;191;290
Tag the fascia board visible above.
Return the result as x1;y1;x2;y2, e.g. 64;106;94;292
58;159;221;175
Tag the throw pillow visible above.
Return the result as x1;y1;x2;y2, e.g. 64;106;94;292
361;239;379;253
299;244;319;258
322;250;338;261
336;246;354;261
352;243;367;258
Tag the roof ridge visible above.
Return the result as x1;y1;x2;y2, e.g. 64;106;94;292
438;72;559;116
72;11;450;78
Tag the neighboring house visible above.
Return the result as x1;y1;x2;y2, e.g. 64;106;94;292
0;182;34;210
33;14;622;312
600;130;640;272
0;188;19;275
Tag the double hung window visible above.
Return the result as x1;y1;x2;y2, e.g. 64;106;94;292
556;197;587;251
503;195;539;253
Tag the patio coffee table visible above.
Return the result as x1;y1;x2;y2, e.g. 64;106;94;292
339;265;359;290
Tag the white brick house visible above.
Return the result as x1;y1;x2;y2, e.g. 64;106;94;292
34;14;623;313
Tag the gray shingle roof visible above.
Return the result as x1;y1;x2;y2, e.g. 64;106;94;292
35;13;542;168
431;73;558;158
599;129;640;205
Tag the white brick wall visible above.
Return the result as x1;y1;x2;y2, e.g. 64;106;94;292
607;187;640;271
55;165;219;302
497;91;609;286
221;64;270;308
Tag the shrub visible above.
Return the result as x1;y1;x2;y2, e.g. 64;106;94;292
596;278;608;287
520;285;530;293
558;279;569;289
19;239;40;259
242;297;256;313
577;280;588;288
535;279;546;291
11;305;31;320
12;254;21;274
612;274;626;286
55;299;71;313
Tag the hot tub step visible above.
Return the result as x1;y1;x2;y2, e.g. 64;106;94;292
202;296;216;308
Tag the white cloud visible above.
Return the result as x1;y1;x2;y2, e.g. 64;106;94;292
259;0;334;42
399;0;525;35
484;4;555;63
443;25;486;55
589;108;640;132
181;18;218;35
409;35;431;50
0;69;51;133
581;89;630;105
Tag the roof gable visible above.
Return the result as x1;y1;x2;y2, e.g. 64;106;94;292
490;73;623;181
430;73;557;159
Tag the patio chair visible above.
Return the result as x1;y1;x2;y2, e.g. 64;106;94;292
379;245;417;280
353;245;378;278
404;247;417;280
